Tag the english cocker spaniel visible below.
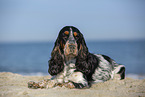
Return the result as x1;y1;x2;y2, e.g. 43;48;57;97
28;26;125;89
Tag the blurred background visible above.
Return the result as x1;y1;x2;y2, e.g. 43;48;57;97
0;0;145;79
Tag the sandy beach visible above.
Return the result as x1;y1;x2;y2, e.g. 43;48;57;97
0;72;145;97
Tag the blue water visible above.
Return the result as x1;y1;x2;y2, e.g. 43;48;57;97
0;40;145;79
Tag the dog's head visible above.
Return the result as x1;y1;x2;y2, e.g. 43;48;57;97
59;26;78;57
48;26;89;75
53;26;88;59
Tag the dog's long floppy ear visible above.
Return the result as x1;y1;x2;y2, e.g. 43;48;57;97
77;33;89;59
76;33;98;78
75;33;90;74
48;38;64;76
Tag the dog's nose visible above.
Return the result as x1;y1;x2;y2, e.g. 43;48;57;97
68;44;76;53
69;44;76;50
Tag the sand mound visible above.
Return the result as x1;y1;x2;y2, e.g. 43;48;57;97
0;72;145;97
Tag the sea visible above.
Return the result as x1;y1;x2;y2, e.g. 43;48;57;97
0;40;145;79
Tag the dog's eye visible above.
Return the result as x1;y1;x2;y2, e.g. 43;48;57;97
63;35;68;40
74;32;79;40
63;36;67;38
75;35;79;40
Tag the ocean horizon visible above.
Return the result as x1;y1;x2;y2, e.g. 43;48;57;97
0;40;145;79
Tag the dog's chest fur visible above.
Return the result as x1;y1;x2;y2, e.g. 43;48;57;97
64;59;76;76
55;58;77;83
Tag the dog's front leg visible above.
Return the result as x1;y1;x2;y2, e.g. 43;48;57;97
67;72;90;89
28;79;56;89
28;73;65;89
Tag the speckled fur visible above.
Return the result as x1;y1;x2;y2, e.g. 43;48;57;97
28;26;125;89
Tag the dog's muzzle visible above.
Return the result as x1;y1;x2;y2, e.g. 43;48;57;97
64;40;78;56
68;44;76;53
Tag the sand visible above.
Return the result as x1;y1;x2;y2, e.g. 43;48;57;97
0;72;145;97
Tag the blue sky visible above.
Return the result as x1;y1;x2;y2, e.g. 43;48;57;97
0;0;145;42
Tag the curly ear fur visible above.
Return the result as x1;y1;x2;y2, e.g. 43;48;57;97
75;36;99;81
48;38;64;76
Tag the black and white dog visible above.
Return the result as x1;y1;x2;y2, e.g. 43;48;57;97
28;26;125;89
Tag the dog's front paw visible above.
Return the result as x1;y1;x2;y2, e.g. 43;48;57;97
64;82;75;89
45;80;56;89
28;81;40;89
